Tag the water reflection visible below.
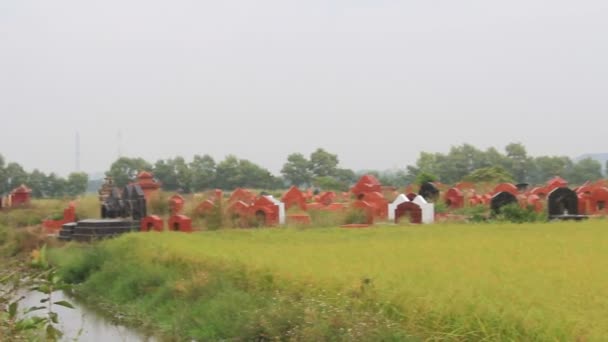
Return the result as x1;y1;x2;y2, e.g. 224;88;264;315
19;290;157;342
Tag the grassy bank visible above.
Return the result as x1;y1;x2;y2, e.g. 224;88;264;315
51;240;409;340
51;220;608;341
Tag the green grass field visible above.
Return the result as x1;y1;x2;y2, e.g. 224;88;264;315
53;220;608;341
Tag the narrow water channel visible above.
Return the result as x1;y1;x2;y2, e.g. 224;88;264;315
19;290;158;342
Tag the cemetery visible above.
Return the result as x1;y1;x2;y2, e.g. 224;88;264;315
3;167;608;341
11;170;606;242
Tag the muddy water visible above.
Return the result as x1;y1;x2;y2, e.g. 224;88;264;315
19;290;158;342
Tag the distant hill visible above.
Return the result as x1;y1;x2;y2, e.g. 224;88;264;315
576;153;608;172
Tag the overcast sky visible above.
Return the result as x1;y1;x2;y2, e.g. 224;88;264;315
1;0;607;177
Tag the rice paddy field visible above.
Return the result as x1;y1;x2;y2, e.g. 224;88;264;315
53;220;608;341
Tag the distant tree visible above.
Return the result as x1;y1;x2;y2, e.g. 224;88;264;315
529;156;572;184
407;146;494;184
106;157;152;187
281;153;312;187
404;143;608;186
442;144;485;182
44;173;66;197
190;154;216;191
153;159;178;191
153;157;193;192
239;159;281;189
215;155;280;190
504;143;531;182
173;157;192;192
65;172;89;196
215;155;241;190
406;152;439;182
462;166;514;184
313;176;349;192
567;158;603;184
4;162;28;193
483;147;508;169
309;148;339;178
334;168;357;185
376;169;412;187
27;169;47;197
407;143;535;184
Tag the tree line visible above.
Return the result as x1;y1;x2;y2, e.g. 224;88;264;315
2;142;604;199
405;143;605;185
107;143;605;194
106;148;357;192
0;154;88;198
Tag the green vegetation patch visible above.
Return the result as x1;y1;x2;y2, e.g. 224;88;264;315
51;237;411;341
52;221;608;341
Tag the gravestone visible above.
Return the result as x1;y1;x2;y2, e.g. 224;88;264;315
419;182;439;202
547;187;578;218
490;191;517;215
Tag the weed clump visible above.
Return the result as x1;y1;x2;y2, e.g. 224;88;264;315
343;209;369;225
495;203;546;223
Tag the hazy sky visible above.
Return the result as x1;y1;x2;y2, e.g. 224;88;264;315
1;0;607;177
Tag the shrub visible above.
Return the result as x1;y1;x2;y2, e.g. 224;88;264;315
206;204;224;230
495;203;545;223
343;209;368;225
433;201;448;214
0;226;47;257
55;245;109;284
454;205;489;222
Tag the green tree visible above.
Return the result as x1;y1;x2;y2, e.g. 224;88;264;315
406;152;440;182
215;155;241;190
27;169;48;197
376;169;412;187
106;157;152;187
334;168;357;185
153;159;178;191
281;153;312;187
483;147;509;169
567;158;603;184
313;176;349;191
309;148;339;177
44;173;66;197
173;157;192;192
529;156;572;184
463;166;514;184
153;157;193;192
190;154;216;191
215;155;280;190
238;159;280;189
65;172;89;196
3;162;28;193
504;143;530;182
415;172;438;185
